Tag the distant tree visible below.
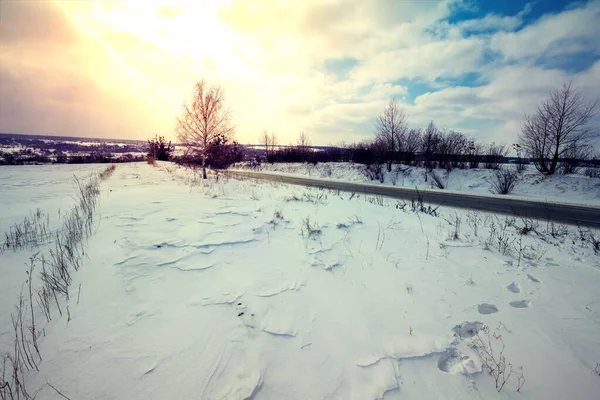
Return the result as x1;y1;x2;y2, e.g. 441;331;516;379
446;131;468;169
403;128;422;165
483;143;508;169
375;98;408;171
297;132;312;161
421;121;441;171
55;152;68;164
512;143;526;173
176;79;234;179
0;151;17;165
519;81;598;175
147;135;174;161
260;130;277;163
466;140;483;169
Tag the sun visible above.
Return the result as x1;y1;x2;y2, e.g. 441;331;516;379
60;0;238;66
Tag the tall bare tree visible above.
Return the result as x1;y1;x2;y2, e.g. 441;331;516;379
403;128;422;165
466;139;483;169
375;98;408;171
297;132;311;161
176;79;234;179
421;120;441;171
519;81;598;175
260;129;277;163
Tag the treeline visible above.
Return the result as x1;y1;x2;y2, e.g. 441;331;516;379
259;120;511;172
0;151;145;165
0;136;144;154
350;121;510;171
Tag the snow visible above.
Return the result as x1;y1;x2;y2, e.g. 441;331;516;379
1;162;600;399
231;162;600;206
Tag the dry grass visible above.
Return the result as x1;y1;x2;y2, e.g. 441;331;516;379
468;325;526;393
1;171;114;399
99;164;116;180
1;209;51;253
300;216;322;240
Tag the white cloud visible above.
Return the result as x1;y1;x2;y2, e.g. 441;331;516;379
490;1;600;61
458;14;522;32
457;3;532;33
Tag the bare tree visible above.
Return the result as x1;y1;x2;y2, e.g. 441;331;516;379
297;132;312;161
176;79;234;179
466;139;483;169
260;130;277;163
376;98;408;171
519;81;598;175
421;121;441;171
403;128;422;164
446;131;468;169
483;143;508;170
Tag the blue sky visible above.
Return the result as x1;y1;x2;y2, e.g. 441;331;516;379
0;0;599;146
315;0;600;145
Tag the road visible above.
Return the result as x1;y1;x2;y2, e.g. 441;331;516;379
224;169;600;229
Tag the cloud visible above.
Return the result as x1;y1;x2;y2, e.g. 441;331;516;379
457;3;532;33
490;1;600;61
0;1;170;138
0;0;77;48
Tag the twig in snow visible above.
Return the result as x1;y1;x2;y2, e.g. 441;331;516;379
46;380;72;400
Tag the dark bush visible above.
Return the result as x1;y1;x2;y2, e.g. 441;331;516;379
365;163;384;183
205;134;244;169
147;135;174;161
491;168;519;194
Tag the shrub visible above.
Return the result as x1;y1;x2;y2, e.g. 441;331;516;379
468;325;525;392
429;170;447;189
491;168;518;194
147;135;174;161
365;163;384;183
584;166;600;178
99;164;116;180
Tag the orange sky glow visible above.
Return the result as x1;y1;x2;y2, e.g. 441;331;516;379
1;0;316;143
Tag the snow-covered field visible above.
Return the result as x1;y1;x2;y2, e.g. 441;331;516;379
1;162;600;399
231;162;600;206
0;164;105;229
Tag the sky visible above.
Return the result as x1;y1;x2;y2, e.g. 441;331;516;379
0;0;599;146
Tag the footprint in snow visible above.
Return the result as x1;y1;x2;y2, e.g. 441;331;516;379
452;321;485;339
437;348;479;375
235;302;258;330
509;300;531;308
527;273;541;283
506;282;521;293
478;303;498;315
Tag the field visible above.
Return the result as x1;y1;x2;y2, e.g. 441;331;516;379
1;162;600;399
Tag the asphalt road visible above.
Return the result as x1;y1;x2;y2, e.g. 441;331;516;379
225;169;600;229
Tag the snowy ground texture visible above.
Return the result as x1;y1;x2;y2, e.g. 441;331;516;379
1;162;600;399
231;162;600;206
